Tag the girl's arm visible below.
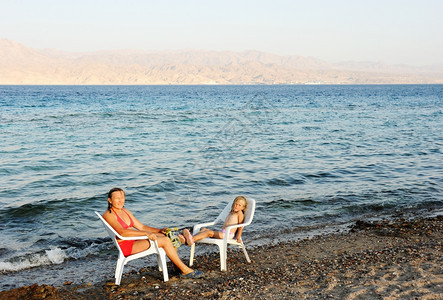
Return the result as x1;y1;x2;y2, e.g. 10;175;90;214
235;212;245;242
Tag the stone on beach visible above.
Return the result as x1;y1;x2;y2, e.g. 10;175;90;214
1;216;441;299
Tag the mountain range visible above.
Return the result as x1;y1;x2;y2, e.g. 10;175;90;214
1;39;442;85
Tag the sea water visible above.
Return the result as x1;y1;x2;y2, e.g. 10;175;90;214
0;85;442;290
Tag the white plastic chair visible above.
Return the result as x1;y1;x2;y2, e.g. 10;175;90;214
189;197;256;271
95;211;169;284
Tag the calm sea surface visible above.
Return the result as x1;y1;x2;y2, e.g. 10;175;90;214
0;85;442;289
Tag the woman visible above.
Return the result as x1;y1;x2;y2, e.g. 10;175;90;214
103;187;203;279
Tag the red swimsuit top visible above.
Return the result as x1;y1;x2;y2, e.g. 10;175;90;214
111;207;134;229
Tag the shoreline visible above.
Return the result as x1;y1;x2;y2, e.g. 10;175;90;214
1;216;441;299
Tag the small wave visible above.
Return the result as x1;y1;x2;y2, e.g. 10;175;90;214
264;198;318;210
266;175;305;186
2;198;72;218
338;202;396;215
303;171;339;179
302;126;322;130
0;248;67;273
0;240;109;274
267;178;290;186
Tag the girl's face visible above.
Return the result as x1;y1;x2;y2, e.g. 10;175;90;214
108;190;125;210
233;199;246;212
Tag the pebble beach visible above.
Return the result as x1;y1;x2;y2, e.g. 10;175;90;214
2;85;442;296
2;215;441;299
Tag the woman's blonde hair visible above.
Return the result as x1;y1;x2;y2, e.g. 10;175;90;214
231;196;247;213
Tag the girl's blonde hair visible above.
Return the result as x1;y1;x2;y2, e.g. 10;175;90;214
231;196;247;213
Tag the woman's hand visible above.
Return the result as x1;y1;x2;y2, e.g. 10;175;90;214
146;232;157;241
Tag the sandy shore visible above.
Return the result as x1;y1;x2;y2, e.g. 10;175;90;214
1;216;441;299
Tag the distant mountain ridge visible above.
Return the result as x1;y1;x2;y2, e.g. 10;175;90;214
1;39;442;84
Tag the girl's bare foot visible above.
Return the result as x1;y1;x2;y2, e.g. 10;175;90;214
183;229;194;246
178;234;186;245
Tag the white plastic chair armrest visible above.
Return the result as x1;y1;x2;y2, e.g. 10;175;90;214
152;240;161;252
117;234;161;252
223;224;246;242
116;235;149;241
193;221;217;233
224;223;246;232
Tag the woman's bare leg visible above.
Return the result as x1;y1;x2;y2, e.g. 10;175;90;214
131;237;193;274
131;240;151;254
155;236;194;274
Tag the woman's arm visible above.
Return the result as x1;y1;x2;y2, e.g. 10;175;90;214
103;210;152;238
125;209;165;234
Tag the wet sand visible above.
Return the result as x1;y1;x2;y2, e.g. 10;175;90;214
1;216;441;299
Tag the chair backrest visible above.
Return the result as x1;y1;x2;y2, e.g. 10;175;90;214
242;198;256;226
214;197;256;227
95;211;125;255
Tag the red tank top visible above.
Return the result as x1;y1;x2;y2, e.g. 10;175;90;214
111;208;134;229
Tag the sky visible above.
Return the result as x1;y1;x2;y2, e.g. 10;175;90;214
1;0;442;66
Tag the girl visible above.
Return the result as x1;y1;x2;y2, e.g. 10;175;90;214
183;196;247;245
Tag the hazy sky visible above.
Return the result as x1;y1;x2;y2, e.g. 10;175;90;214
1;0;442;66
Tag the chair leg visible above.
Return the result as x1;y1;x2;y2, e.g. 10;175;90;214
115;261;125;285
156;251;169;282
154;252;162;272
189;244;195;266
219;244;227;272
115;256;125;283
161;261;169;282
240;244;251;263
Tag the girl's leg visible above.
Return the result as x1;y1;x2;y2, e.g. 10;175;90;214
193;229;225;241
211;230;224;239
192;229;213;242
183;228;225;245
